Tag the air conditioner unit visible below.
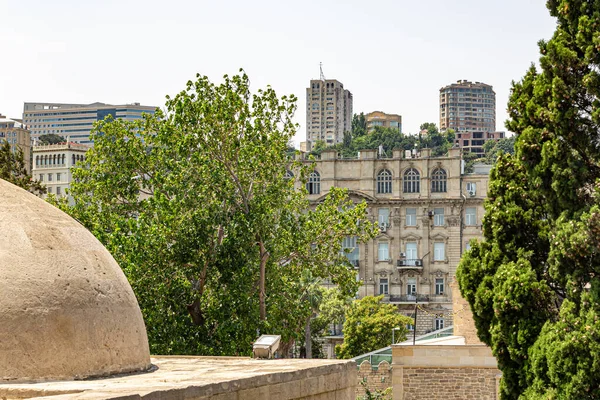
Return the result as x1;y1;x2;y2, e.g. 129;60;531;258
427;210;434;218
468;190;476;197
380;224;387;232
352;260;360;268
399;252;406;258
397;259;407;267
414;259;423;267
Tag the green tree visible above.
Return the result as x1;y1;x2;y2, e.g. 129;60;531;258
316;287;351;336
335;296;412;359
300;270;324;359
0;141;45;194
458;1;600;398
352;112;366;138
419;123;455;156
482;136;516;164
57;71;377;356
37;134;65;145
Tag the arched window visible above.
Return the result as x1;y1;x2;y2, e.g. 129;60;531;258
35;156;39;166
377;169;392;194
431;168;447;193
62;154;66;165
72;154;75;165
284;170;294;180
307;171;320;195
403;168;420;193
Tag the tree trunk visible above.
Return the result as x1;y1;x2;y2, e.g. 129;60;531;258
305;315;312;359
258;240;269;321
187;298;204;326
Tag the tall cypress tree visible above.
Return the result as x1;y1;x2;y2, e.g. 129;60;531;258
458;1;600;398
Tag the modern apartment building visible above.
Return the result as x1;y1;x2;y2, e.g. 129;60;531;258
439;80;495;133
32;142;89;199
0;114;32;172
306;79;352;150
23;102;156;144
299;147;489;337
366;111;402;133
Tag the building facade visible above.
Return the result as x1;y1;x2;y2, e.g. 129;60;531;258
0;114;32;172
366;111;402;133
439;80;496;134
454;130;506;154
32;142;89;198
306;79;352;150
302;147;489;336
23;102;156;144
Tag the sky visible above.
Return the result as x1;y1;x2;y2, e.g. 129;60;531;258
0;0;557;147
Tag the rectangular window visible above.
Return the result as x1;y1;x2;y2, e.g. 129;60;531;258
341;236;359;263
433;208;444;226
406;313;415;331
47;173;53;182
434;242;445;261
465;207;477;226
378;208;389;228
407;277;417;296
406;242;418;265
406;208;416;226
435;278;444;295
56;173;61;182
378;243;389;261
466;182;476;195
47;187;52;194
465;241;472;251
39;174;43;182
435;317;444;330
56;186;61;196
379;278;389;295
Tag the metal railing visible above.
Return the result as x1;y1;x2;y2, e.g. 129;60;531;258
389;294;430;303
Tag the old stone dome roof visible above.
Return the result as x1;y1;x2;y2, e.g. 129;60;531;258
0;179;151;382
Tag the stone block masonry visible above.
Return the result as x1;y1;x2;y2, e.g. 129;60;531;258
399;367;498;400
356;360;392;398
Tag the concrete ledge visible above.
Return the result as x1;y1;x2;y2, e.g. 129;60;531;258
0;356;357;400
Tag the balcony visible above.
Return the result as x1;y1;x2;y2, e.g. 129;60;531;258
396;259;423;271
389;294;430;304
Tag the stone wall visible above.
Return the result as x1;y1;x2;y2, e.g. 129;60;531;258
450;279;484;345
392;345;500;400
356;360;392;398
399;367;498;400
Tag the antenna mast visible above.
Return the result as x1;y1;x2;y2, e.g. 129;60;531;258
319;62;326;81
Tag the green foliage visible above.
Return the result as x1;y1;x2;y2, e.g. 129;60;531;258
56;71;377;356
458;1;600;397
0;141;45;194
37;134;65;145
357;381;392;400
352;112;367;138
335;296;412;359
482;136;516;164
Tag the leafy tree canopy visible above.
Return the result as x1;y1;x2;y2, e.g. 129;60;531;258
56;71;377;356
0;141;45;194
352;112;367;138
335;295;412;359
37;134;65;145
457;1;600;398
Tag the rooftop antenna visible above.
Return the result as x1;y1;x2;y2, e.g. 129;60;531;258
319;62;326;81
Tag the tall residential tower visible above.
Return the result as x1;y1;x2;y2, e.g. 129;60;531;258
439;80;499;154
306;78;352;151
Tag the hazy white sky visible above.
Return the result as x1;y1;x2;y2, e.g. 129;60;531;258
0;0;556;146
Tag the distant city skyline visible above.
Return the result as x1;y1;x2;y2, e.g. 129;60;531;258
0;0;557;147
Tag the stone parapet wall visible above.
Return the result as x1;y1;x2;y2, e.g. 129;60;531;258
356;360;392;398
392;345;500;400
398;367;498;400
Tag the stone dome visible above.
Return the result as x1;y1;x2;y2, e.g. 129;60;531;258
0;179;151;382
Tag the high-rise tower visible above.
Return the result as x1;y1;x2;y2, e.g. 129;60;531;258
305;67;352;151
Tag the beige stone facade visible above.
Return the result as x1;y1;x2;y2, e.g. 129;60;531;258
366;111;402;133
32;142;89;199
0;114;31;172
303;147;489;336
306;79;353;150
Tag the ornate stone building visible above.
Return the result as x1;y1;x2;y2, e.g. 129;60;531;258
303;146;490;336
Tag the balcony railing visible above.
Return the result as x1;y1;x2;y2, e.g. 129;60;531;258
389;294;430;303
396;259;423;269
34;163;67;169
